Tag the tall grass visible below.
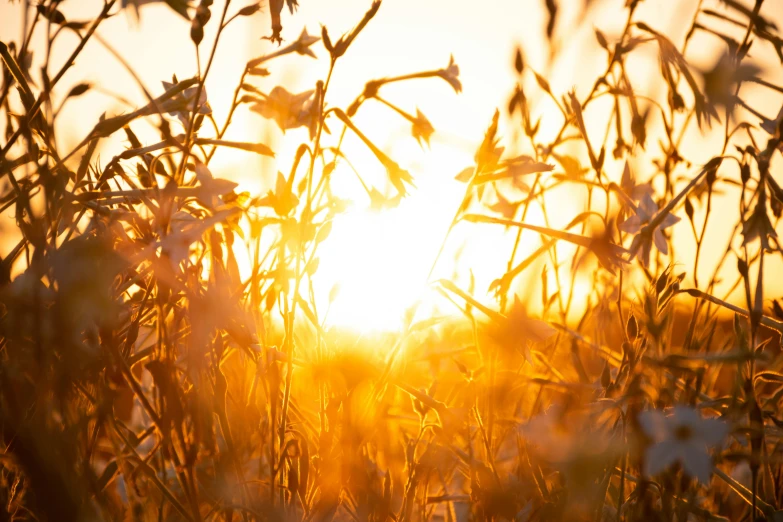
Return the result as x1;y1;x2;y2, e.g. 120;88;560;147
1;0;783;520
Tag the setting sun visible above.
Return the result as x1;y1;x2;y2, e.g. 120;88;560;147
315;203;439;332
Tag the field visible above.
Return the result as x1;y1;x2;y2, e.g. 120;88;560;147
1;0;783;520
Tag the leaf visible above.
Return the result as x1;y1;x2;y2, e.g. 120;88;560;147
473;159;553;185
595;29;609;50
248;67;270;76
122;0;192;20
563;211;593;230
87;77;200;139
435;280;498;322
296;295;322;331
96;461;119;492
36;4;66;25
715;0;777;33
475;110;501;172
195;138;275;157
329;1;381;58
237;3;262;16
66;83;91;98
454;166;475;183
553;154;589;180
544;0;558;40
64;20;91;30
321;25;333;53
463;214;628;273
755;371;783;384
0;42;35;110
328;284;340;304
164;0;191;19
568;91;600;170
315;221;332;244
532;70;552;94
626;314;638;340
514;48;525;74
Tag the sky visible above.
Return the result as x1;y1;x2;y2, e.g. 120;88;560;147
2;0;783;331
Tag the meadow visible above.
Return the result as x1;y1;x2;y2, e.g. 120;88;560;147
1;0;783;520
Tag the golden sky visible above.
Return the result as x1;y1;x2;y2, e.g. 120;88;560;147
2;0;783;331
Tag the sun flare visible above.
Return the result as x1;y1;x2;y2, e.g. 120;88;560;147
314;207;430;332
312;157;465;332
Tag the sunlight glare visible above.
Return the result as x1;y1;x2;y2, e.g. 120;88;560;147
313;155;463;332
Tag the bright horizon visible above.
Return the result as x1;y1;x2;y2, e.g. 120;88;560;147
2;0;783;332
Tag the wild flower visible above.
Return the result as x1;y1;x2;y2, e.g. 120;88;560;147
437;55;462;93
250;86;316;136
371;97;436;147
620;193;681;267
620;162;654;202
760;104;783;136
194;162;238;209
638;406;728;483
699;51;760;113
291;27;320;58
255;171;300;217
411;108;435;147
161;77;212;128
487;187;522;219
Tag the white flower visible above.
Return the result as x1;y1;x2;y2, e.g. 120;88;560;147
411;108;435;147
437;55;462;94
292;27;320;58
161;79;212;128
620;162;654;202
638;406;728;484
620;193;680;267
194;162;238;209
